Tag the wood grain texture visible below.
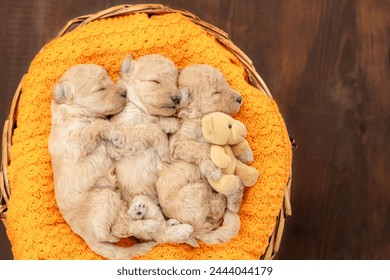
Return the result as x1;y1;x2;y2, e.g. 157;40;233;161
1;0;389;259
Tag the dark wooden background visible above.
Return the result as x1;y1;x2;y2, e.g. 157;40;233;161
1;0;389;260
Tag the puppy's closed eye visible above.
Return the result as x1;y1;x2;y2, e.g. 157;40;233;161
141;80;161;88
142;79;160;85
94;88;106;92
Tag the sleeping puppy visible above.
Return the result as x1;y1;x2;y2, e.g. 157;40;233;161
110;54;196;246
48;64;159;260
156;64;245;244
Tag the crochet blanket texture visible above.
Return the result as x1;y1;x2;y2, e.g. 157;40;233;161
7;13;292;260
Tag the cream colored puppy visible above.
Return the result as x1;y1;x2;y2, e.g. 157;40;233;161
49;64;159;260
156;64;245;244
110;54;196;246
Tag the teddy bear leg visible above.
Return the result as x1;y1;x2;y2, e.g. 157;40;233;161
235;161;259;187
208;175;240;196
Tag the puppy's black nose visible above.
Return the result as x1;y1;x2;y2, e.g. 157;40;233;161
172;95;181;105
120;91;127;98
236;96;242;104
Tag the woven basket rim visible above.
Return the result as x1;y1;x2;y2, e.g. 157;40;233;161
0;3;292;260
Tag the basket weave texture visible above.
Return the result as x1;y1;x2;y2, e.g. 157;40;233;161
0;4;292;260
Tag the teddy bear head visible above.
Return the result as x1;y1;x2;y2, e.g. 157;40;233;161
201;112;247;145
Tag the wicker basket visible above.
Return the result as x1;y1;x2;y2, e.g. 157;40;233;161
0;4;292;260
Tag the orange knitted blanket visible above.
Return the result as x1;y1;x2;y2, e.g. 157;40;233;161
7;13;292;259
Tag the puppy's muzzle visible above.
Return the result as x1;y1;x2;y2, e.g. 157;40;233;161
171;94;181;105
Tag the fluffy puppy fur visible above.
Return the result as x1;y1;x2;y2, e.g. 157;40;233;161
156;64;245;244
110;54;196;246
48;64;159;260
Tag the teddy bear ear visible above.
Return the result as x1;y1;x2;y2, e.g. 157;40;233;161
120;54;135;75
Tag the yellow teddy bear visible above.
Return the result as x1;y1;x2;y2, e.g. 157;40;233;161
201;112;259;195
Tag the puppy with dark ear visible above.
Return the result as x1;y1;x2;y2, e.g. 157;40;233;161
120;54;135;75
156;64;245;245
49;64;159;260
52;82;74;104
178;87;190;109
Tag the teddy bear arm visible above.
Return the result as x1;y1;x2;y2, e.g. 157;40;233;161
210;145;231;169
231;139;254;163
231;139;250;155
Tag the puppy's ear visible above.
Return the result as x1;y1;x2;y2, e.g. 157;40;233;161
120;54;135;75
178;87;190;107
53;82;74;104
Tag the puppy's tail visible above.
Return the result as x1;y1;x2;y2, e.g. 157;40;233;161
87;240;157;260
196;210;240;245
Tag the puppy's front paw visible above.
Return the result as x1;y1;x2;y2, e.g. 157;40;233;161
101;126;125;148
165;123;179;134
200;158;222;180
109;130;125;148
83;141;99;156
158;118;180;134
106;142;123;159
172;143;185;161
130;142;147;153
